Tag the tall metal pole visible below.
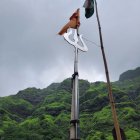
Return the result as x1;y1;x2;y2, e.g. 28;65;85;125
63;9;88;137
70;46;80;140
95;0;122;140
60;8;88;139
70;11;80;139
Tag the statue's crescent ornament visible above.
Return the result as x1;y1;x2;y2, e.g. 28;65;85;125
63;29;88;52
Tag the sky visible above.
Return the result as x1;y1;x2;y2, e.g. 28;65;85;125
0;0;140;96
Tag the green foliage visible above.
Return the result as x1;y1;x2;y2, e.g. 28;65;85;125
15;87;45;105
0;67;140;139
86;131;107;140
125;129;140;140
0;96;33;120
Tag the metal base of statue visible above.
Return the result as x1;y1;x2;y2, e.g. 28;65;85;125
63;29;88;140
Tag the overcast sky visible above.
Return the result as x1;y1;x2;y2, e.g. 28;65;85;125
0;0;140;96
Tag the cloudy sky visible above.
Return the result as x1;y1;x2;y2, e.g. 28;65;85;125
0;0;140;96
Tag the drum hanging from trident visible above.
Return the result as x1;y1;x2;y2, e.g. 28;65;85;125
63;28;88;140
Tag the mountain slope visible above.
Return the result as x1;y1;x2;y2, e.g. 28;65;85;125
0;67;140;140
119;67;140;81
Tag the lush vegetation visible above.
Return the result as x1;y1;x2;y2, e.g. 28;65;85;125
0;68;140;140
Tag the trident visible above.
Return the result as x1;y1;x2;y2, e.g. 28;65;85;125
63;28;88;140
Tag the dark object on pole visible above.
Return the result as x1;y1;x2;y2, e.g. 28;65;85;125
112;128;126;140
83;0;95;18
95;0;122;139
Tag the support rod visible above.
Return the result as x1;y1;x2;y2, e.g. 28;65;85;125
95;0;122;140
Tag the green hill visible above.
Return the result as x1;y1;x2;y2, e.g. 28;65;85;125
119;67;140;81
0;68;140;140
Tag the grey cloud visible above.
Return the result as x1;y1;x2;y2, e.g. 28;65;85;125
0;0;140;96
